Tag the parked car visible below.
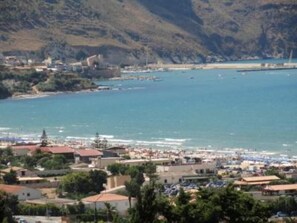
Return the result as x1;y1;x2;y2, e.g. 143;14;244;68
276;211;289;218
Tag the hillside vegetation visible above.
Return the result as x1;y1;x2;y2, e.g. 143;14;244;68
0;67;97;99
0;0;296;64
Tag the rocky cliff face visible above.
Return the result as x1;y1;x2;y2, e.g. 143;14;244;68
0;0;296;64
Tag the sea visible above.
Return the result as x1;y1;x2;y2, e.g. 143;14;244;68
0;59;296;154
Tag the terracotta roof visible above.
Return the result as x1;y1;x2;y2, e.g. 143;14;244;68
75;149;102;157
0;184;26;193
82;193;129;203
242;175;280;182
11;145;39;151
41;146;74;154
264;184;297;191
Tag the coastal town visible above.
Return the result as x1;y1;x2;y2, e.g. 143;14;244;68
1;52;296;78
0;53;120;78
0;130;297;222
1;52;297;223
1;0;297;222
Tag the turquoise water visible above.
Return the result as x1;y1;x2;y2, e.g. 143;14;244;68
0;62;297;153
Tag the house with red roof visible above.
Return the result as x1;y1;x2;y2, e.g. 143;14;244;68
41;146;75;161
11;144;40;156
74;149;103;163
0;184;42;200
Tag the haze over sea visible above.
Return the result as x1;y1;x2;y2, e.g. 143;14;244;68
0;60;296;154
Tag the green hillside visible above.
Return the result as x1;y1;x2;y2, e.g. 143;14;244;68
0;0;296;64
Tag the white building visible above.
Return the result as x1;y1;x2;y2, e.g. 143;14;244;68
82;193;135;215
156;162;217;184
157;162;217;174
118;158;171;167
0;184;42;200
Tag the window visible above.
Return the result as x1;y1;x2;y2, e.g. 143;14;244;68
21;171;25;176
164;179;167;184
27;193;30;197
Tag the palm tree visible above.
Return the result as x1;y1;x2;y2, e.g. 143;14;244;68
104;202;116;223
125;180;141;208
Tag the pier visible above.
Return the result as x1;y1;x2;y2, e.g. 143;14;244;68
146;62;297;71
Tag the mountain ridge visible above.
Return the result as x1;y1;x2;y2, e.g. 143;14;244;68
0;0;296;64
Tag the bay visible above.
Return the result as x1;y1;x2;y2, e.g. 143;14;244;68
0;61;296;154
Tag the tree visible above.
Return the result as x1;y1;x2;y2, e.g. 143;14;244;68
127;166;145;186
3;169;18;185
61;172;92;197
124;166;145;209
89;169;107;193
22;156;36;169
93;132;101;149
197;186;270;223
130;183;159;223
156;195;177;223
102;138;108;149
41;155;69;170
176;187;190;206
270;196;297;214
40;129;48;147
127;184;271;223
104;202;117;222
265;167;286;179
144;162;157;182
0;191;18;223
107;163;129;176
0;147;14;165
66;201;85;215
125;180;141;208
60;170;107;198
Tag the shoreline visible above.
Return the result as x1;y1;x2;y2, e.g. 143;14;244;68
4;60;297;100
145;62;297;71
0;131;296;157
9;87;110;100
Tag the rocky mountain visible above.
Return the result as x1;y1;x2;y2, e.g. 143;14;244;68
0;0;296;64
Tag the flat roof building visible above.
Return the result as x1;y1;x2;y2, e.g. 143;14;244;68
234;175;280;187
263;184;297;196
